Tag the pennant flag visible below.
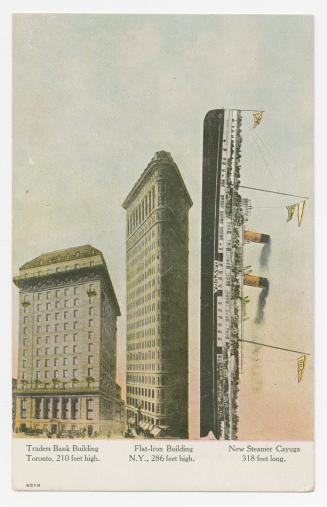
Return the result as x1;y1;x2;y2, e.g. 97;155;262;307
297;355;306;383
297;200;306;227
286;204;297;222
253;111;263;128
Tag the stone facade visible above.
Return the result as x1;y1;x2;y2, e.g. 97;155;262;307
123;151;192;438
13;244;124;437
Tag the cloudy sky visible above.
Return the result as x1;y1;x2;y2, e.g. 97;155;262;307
13;14;313;440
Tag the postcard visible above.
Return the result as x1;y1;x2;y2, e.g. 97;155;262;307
12;13;314;491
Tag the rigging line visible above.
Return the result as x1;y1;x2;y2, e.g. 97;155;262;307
252;129;285;178
238;339;310;356
247;125;278;185
239;185;310;199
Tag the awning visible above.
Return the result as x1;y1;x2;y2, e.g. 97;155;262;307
143;423;150;431
139;421;146;429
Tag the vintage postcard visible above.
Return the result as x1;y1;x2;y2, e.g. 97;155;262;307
12;13;314;491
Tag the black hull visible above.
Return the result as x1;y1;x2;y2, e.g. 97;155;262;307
200;109;225;438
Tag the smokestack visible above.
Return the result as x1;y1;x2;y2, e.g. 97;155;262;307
244;274;268;288
244;230;270;244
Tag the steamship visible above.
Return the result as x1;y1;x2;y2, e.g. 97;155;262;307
200;109;270;440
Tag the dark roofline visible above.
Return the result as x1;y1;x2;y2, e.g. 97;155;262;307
15;245;120;316
20;244;102;270
122;151;193;209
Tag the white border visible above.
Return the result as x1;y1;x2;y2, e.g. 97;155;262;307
1;0;327;505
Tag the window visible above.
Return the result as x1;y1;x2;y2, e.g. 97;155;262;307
54;358;58;367
72;369;77;379
44;398;51;419
63;370;68;378
64;299;68;307
73;333;78;341
71;398;79;419
74;298;78;306
35;371;40;379
54;347;59;355
36;359;40;367
47;291;50;299
45;370;49;378
23;327;27;335
36;348;40;356
73;309;78;318
46;303;50;310
23;360;27;368
88;343;93;352
53;398;60;419
56;290;60;298
64;334;68;342
74;287;78;295
55;301;60;309
23;316;28;324
63;346;68;354
45;359;49;367
37;315;41;322
88;356;93;365
45;347;49;356
63;357;68;366
88;331;93;340
89;307;93;316
37;293;41;300
73;321;78;329
87;399;94;420
54;370;58;378
64;323;68;330
88;368;93;377
73;345;77;353
21;399;27;419
55;335;59;343
55;313;59;320
89;319;93;327
73;357;77;365
45;336;50;344
23;349;27;357
46;325;50;332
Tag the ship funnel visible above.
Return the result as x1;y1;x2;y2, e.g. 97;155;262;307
244;230;270;244
244;274;268;288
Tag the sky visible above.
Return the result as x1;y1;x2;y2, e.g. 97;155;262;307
12;14;313;440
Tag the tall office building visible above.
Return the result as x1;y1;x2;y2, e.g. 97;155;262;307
123;151;192;438
13;244;124;437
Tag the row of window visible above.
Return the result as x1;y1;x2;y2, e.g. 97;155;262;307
23;319;95;335
127;385;155;398
127;339;158;351
127;374;168;386
31;367;94;379
127;363;163;372
22;344;79;357
20;397;94;420
127;186;156;236
127;326;159;340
